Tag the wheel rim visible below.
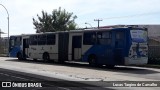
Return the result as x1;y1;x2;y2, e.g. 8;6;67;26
46;55;49;60
91;58;95;64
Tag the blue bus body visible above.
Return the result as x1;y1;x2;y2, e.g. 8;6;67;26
9;36;22;58
9;27;148;66
81;27;148;66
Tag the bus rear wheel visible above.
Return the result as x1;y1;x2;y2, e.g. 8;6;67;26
88;55;97;66
43;53;50;62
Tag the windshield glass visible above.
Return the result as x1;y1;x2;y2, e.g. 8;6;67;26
130;30;147;43
10;39;15;47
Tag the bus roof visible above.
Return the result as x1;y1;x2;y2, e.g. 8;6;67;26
10;26;146;37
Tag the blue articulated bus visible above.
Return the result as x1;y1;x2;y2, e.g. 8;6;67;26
9;26;148;67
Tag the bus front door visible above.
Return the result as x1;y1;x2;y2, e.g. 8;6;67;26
72;36;82;61
114;31;125;65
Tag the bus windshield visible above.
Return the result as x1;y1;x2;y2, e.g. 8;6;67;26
10;36;22;47
10;39;15;47
130;30;147;43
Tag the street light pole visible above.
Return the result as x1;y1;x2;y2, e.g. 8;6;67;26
0;28;1;39
0;4;9;56
94;19;102;29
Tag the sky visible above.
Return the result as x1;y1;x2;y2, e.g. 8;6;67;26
0;0;160;37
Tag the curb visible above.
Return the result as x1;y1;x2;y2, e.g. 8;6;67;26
137;64;160;69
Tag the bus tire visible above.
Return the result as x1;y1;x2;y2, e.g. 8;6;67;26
17;53;23;60
33;59;37;61
43;52;50;62
88;55;97;66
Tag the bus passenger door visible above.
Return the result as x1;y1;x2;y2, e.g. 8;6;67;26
22;38;29;58
114;31;125;65
58;33;69;62
72;36;82;61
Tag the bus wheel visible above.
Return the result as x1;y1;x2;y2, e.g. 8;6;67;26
17;53;23;60
43;53;50;62
88;55;97;66
33;59;37;61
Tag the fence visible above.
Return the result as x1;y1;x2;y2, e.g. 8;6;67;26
148;45;160;64
0;37;8;56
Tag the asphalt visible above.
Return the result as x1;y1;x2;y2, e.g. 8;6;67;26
0;68;112;90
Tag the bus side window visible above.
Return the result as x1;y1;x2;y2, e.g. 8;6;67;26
30;36;37;45
97;31;112;45
116;32;124;39
38;35;46;45
115;32;124;47
47;34;55;45
83;32;96;45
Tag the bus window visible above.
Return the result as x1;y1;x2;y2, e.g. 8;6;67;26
11;39;15;46
116;32;124;39
83;32;96;45
97;31;112;45
115;31;124;48
15;37;21;46
38;35;46;45
46;34;55;45
30;35;37;45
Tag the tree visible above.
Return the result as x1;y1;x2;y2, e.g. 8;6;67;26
33;7;77;33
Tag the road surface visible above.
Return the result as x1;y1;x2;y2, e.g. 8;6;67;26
0;68;111;90
0;57;160;90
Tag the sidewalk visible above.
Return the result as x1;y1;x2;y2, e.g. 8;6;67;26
138;64;160;69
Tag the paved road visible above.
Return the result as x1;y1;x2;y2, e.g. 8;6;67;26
0;68;110;90
0;57;160;90
2;57;160;81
